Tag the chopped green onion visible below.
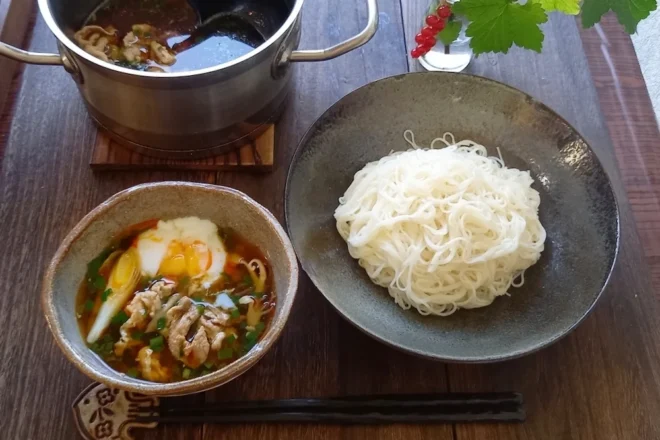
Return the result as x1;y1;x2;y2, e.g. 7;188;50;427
84;299;95;312
246;331;257;342
230;309;240;319
242;274;253;286
255;322;266;333
224;334;236;345
131;331;144;340
150;335;165;352
203;361;214;369
196;304;205;315
92;276;106;290
156;317;167;331
111;310;129;326
126;368;139;378
243;341;256;353
217;347;233;360
101;288;113;302
182;368;192;379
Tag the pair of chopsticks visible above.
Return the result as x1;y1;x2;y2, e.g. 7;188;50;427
134;392;525;424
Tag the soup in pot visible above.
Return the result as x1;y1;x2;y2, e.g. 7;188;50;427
73;0;288;72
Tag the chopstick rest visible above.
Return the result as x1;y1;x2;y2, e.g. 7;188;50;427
73;383;525;439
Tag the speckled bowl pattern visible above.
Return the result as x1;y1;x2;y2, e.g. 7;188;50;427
285;72;620;362
43;182;298;395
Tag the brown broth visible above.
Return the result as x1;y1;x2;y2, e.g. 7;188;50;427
78;0;267;72
77;223;275;382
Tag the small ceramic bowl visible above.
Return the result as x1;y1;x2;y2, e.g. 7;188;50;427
42;182;298;396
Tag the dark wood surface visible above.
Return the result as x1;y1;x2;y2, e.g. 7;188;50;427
1;2;660;439
579;14;660;293
0;0;34;119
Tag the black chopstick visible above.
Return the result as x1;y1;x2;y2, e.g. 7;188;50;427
134;393;525;425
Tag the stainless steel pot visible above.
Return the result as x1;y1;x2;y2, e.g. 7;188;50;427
0;0;378;158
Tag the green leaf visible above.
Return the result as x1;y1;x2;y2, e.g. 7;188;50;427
581;0;656;33
453;0;548;54
437;20;462;46
533;0;580;14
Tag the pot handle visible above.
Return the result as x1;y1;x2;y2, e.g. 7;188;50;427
0;42;64;65
288;0;378;62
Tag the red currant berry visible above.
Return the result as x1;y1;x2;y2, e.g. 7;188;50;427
424;36;436;46
425;14;441;27
437;5;452;18
421;41;435;52
434;20;446;32
421;26;435;38
411;46;425;58
414;33;427;44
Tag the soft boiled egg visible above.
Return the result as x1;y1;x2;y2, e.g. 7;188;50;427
136;217;227;285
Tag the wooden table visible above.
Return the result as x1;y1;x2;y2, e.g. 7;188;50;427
2;1;660;439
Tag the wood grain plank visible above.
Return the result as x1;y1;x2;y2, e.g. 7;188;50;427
0;0;34;117
398;2;660;439
579;15;660;265
90;127;274;172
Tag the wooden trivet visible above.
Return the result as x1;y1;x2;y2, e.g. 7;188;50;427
90;125;274;171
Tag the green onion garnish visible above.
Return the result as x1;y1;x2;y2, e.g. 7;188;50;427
101;288;113;302
242;274;253;286
230;309;240;319
156;317;167;331
217;347;233;360
111;310;129;326
126;368;139;378
149;335;165;352
225;334;236;345
182;368;192;379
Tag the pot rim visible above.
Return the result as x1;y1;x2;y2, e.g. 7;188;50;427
37;0;304;78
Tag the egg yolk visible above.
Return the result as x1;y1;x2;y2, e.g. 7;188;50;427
158;240;212;277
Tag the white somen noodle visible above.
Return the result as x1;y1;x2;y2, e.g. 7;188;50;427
334;131;546;316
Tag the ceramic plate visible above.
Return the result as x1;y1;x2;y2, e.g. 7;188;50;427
284;72;619;362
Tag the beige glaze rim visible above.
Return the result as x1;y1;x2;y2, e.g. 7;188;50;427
41;182;299;396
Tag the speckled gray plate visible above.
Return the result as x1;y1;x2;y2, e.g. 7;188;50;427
285;72;620;362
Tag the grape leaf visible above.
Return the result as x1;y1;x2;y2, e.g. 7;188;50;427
534;0;580;14
581;0;656;33
453;0;548;54
438;20;463;46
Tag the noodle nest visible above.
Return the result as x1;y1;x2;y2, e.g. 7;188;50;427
334;131;546;316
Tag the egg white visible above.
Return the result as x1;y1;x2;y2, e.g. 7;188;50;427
136;217;227;285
